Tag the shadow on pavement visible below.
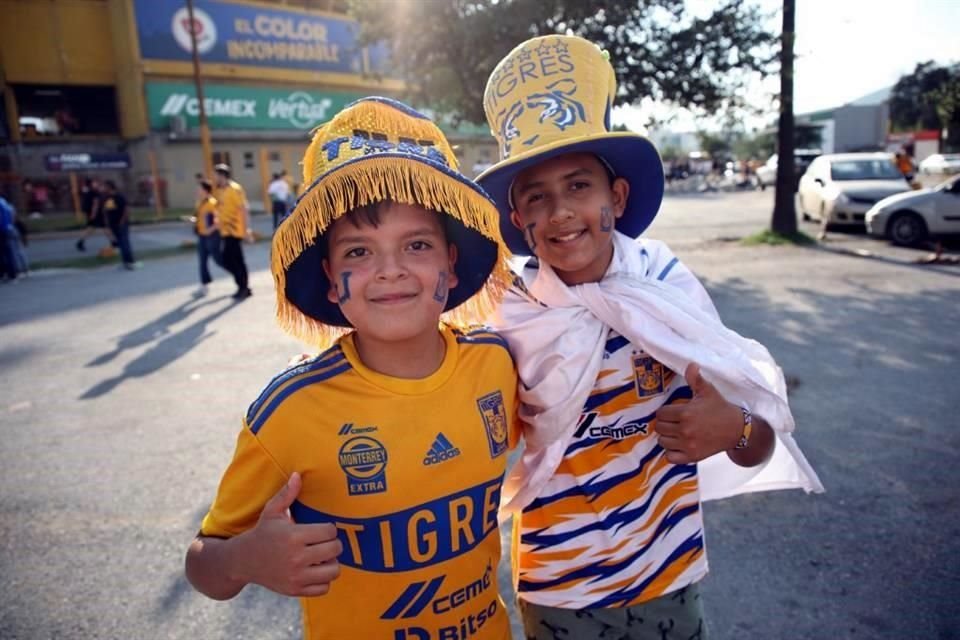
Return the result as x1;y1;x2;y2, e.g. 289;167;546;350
807;243;960;279
87;295;232;367
698;274;959;637
79;297;242;400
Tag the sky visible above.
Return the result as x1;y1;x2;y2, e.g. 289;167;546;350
612;0;960;133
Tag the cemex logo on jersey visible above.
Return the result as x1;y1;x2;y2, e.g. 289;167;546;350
382;562;493;620
423;433;461;465
573;412;649;441
391;585;500;640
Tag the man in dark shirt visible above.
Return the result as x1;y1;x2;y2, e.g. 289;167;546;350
101;180;139;270
75;178;114;252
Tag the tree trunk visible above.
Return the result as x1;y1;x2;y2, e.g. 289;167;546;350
771;0;797;234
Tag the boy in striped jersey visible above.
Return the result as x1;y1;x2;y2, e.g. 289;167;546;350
476;36;823;638
185;98;522;639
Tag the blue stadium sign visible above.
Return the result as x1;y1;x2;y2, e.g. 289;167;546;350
133;0;389;75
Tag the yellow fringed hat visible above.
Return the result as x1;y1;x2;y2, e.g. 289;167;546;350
477;35;664;255
272;97;512;345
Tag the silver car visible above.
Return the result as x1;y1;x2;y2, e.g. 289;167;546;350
866;175;960;245
798;153;912;226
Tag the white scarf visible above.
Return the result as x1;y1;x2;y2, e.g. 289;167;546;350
494;231;824;513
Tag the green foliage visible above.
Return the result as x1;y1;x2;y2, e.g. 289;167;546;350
889;61;960;144
742;229;814;246
733;130;775;160
659;145;682;161
350;0;777;124
930;75;960;151
696;131;732;158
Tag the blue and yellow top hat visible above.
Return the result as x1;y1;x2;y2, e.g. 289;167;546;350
476;35;665;255
272;97;512;346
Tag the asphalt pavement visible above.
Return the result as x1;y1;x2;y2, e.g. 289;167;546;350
1;190;958;639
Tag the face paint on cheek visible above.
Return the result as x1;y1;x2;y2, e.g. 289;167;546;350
600;206;613;232
337;271;352;303
524;222;538;251
433;271;449;302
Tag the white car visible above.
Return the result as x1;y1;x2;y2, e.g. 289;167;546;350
798;153;912;226
866;175;960;245
918;153;960;175
755;149;821;190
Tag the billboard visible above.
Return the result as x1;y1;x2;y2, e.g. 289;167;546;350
145;81;364;131
133;0;389;75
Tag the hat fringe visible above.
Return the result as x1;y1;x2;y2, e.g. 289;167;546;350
273;157;513;346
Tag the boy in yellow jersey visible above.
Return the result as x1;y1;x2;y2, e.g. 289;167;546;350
476;36;824;638
185;97;519;640
193;179;223;296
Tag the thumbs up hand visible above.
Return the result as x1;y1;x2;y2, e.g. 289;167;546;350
236;472;343;597
654;363;743;465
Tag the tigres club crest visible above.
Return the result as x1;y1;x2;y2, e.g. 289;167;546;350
633;353;673;398
477;391;508;458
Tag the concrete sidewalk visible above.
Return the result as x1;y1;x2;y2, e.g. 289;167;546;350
25;213;277;265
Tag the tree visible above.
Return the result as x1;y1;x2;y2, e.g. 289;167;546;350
931;74;960;151
733;130;775;160
697;131;733;160
889;62;955;132
350;0;778;125
770;0;796;235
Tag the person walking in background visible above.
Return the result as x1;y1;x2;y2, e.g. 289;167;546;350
280;169;297;212
212;164;252;300
75;178;113;252
194;179;223;296
267;172;290;230
1;195;29;282
101;180;139;270
895;149;917;186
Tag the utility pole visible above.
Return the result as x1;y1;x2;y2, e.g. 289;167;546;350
771;0;797;234
186;0;214;179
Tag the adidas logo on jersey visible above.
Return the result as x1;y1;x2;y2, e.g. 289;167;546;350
423;432;461;465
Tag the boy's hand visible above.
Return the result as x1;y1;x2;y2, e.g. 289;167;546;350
237;472;343;597
654;363;742;465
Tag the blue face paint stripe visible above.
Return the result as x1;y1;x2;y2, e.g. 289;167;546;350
249;361;353;434
337;271;352;303
600;206;613;232
524;222;538;251
433;271;448;302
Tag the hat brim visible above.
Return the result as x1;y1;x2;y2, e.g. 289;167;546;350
281;154;500;328
476;133;664;255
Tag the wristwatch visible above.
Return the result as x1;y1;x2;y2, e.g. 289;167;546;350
735;406;753;450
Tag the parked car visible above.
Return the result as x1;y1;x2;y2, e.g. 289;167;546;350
866;174;960;245
797;153;912;226
918;153;960;175
755;149;821;190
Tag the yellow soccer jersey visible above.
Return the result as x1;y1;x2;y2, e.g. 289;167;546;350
195;196;218;236
200;326;518;640
213;180;247;237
